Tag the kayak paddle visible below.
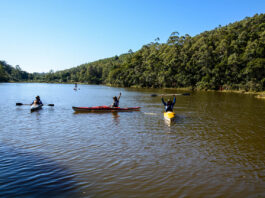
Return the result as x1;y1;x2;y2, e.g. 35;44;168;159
16;103;54;106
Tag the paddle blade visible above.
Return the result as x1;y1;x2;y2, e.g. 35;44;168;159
47;104;54;106
16;103;23;106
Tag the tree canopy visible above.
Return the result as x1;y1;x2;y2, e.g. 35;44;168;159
0;61;32;82
1;14;265;91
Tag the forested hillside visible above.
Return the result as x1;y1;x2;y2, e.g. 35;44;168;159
1;14;265;91
0;61;32;82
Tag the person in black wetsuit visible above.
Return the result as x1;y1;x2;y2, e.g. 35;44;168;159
161;95;176;112
111;92;121;107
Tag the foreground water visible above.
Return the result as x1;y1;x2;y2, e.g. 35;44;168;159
0;83;264;197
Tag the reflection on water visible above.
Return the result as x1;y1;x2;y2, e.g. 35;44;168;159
163;114;184;128
0;83;264;197
111;112;120;125
0;144;80;197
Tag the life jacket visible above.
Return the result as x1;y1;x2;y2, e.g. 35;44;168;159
112;100;119;107
32;99;43;105
165;104;174;112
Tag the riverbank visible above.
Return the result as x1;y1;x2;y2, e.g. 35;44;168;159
254;94;265;99
160;87;265;98
216;89;265;99
3;81;265;98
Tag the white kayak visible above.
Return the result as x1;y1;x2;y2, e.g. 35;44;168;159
30;104;43;112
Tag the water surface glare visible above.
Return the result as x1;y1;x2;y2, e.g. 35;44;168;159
0;83;264;197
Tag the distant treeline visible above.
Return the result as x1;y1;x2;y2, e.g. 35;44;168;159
0;61;31;82
1;14;265;91
0;60;47;82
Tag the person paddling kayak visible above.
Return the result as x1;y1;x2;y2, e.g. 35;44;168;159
111;92;121;107
31;96;43;105
161;95;176;112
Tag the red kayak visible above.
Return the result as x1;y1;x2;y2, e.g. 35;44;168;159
72;106;140;112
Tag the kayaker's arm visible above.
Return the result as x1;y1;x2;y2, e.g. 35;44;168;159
172;96;176;105
117;92;121;100
161;97;166;106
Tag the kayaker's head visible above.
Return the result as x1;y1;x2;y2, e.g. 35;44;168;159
36;96;40;100
167;99;172;105
113;96;117;101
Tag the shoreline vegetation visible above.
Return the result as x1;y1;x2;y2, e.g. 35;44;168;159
4;81;265;98
1;14;265;96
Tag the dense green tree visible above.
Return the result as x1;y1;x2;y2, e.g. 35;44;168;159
0;64;8;82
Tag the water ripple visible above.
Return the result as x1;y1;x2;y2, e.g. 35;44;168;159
0;84;264;197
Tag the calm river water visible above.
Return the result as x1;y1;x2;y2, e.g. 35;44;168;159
0;83;264;197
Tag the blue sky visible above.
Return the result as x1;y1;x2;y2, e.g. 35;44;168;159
0;0;264;73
